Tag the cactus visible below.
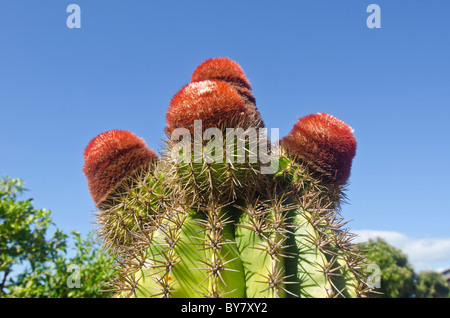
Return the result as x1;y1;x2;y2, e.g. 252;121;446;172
83;57;372;298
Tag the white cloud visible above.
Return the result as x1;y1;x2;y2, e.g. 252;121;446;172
353;230;450;272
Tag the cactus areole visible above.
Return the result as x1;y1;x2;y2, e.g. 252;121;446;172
83;57;371;298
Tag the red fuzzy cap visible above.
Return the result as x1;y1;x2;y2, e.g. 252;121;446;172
165;80;251;135
190;57;264;128
83;130;157;206
191;57;252;90
281;113;357;185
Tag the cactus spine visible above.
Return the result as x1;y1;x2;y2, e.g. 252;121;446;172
83;57;372;298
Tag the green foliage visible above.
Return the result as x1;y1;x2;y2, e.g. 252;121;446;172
415;270;450;298
357;238;415;298
0;176;67;274
0;176;115;298
357;238;450;298
5;231;116;298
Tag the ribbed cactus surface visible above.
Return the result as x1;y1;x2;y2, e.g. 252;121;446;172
83;57;371;298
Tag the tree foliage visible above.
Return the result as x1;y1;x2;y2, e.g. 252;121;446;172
357;238;450;298
358;238;415;297
0;176;115;298
415;270;450;298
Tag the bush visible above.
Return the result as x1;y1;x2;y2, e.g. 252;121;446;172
0;176;115;298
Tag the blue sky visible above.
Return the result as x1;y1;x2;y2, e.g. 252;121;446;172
1;1;449;272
